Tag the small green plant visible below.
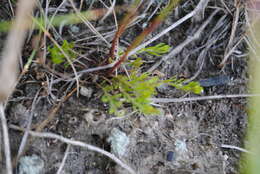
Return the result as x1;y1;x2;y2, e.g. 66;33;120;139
168;80;204;94
137;43;172;56
48;40;76;67
102;73;203;116
101;48;203;116
102;71;161;115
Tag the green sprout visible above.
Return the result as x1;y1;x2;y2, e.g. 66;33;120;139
48;40;76;67
102;72;161;115
101;44;203;116
138;43;172;56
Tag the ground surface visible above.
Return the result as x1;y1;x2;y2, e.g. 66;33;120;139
0;0;248;174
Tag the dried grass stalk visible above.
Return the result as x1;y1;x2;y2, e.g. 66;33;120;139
0;0;37;102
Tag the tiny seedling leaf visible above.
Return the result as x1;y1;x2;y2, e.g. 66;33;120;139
48;40;76;67
138;43;172;56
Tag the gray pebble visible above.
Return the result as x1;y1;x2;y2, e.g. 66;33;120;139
80;87;93;98
11;104;30;128
70;25;80;33
107;128;129;157
19;154;44;174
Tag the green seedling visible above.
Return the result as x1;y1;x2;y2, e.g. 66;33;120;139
102;71;161;116
48;40;76;67
117;43;172;59
102;48;203;116
102;73;203;116
166;78;203;95
137;43;172;56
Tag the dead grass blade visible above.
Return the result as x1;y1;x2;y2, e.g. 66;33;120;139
0;104;12;174
151;94;258;103
109;0;143;59
0;1;37;172
109;0;182;73
0;5;129;33
0;0;37;102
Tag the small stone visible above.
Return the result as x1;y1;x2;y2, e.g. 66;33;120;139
166;151;175;161
80;87;93;98
107;128;129;157
175;139;187;153
12;104;30;128
18;154;44;174
70;25;80;33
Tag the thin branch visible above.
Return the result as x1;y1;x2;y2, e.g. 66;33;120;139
77;62;116;75
219;1;241;66
220;36;245;68
0;0;37;102
151;94;258;103
110;0;182;73
185;14;224;83
16;91;41;163
148;7;219;72
128;0;210;58
56;145;71;174
100;0;116;22
221;144;251;154
7;0;14;16
221;0;232;14
9;125;136;174
0;104;12;174
0;0;37;172
69;0;110;46
108;0;142;59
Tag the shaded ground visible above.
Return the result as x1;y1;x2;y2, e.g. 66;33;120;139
0;0;248;174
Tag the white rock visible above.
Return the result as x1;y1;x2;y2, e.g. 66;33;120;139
19;154;44;174
80;87;93;98
107;128;130;157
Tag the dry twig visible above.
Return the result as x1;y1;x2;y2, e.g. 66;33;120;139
15;91;41;164
148;7;218;72
0;104;12;174
0;0;37;102
221;144;251;154
129;0;210;58
56;145;71;174
0;0;37;173
219;0;241;66
151;94;258;103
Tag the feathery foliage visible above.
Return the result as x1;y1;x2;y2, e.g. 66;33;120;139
102;44;203;116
